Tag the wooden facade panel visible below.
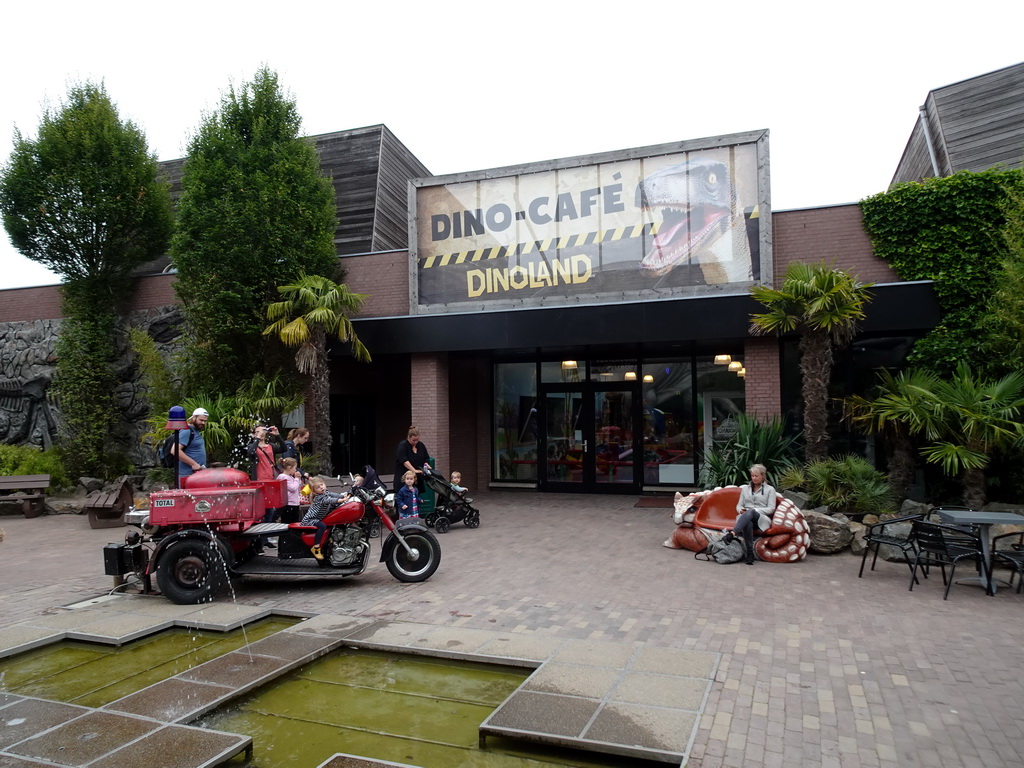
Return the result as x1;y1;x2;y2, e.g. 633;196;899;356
318;127;384;255
372;127;430;252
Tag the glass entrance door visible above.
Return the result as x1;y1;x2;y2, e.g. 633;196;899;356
540;385;637;492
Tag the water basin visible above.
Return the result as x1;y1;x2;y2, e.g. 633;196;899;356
0;617;296;707
198;647;664;767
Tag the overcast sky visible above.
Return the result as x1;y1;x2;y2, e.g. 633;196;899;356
1;0;1021;289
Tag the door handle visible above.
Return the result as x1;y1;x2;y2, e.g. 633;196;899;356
582;440;588;453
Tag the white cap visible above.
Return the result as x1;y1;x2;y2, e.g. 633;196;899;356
191;407;210;417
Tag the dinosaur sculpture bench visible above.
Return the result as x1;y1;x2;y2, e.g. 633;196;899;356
663;486;809;563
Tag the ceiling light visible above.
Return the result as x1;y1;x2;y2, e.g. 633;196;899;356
624;372;637;380
643;374;654;382
714;354;731;365
728;361;742;371
561;360;577;370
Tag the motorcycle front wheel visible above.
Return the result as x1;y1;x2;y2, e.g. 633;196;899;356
385;530;441;582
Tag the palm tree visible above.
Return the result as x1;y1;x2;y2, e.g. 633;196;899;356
843;368;940;502
264;274;370;473
915;362;1024;508
750;261;873;463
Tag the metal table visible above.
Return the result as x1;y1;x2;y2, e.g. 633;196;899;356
934;508;1024;595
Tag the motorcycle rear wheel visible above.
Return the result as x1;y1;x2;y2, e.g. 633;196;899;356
385;530;441;582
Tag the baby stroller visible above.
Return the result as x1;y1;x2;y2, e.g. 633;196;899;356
421;465;480;533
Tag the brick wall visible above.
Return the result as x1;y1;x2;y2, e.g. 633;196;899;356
0;284;63;323
0;273;178;323
411;353;450;472
772;204;899;286
126;274;177;313
341;250;411;317
744;337;782;418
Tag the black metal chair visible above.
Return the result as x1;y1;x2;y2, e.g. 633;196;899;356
991;530;1024;594
908;521;989;600
858;513;924;580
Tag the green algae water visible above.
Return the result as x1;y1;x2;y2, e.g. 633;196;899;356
198;648;660;768
1;628;661;767
0;616;296;707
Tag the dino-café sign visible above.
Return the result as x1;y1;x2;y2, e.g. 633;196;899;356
410;130;770;314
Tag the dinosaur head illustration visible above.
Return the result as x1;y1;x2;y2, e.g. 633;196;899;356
638;157;736;277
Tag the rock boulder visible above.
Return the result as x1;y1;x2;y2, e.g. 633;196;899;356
804;509;854;554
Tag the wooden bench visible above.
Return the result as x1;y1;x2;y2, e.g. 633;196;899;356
83;476;134;529
0;474;51;518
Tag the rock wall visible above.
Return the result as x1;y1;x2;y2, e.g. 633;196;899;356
0;318;60;450
0;305;184;468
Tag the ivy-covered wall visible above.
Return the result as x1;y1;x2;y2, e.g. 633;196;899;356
860;168;1024;375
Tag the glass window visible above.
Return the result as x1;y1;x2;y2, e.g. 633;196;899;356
541;359;583;383
494;363;538;481
641;359;695;485
589;359;639;383
696;357;746;461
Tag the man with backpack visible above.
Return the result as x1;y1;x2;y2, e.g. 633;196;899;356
172;408;209;486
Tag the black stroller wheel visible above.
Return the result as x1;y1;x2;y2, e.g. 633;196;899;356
464;510;480;528
434;516;450;534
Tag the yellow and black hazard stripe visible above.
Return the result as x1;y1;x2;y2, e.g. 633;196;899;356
421;221;659;268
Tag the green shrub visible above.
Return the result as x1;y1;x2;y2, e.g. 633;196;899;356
782;455;894;518
0;445;71;489
699;414;800;489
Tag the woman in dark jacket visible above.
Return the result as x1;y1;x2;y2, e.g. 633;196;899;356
394;426;431;492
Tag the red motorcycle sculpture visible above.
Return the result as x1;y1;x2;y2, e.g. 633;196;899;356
108;466;441;604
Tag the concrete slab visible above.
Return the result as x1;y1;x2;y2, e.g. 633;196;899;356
176;650;290;690
286;614;373;637
169;603;271;631
17;608;126;630
86;724;251;768
0;626;62;660
410;625;499;654
102;678;234;722
484;690;600;737
611;671;709;710
23;608;169;635
108;596;229;620
548;638;639;668
6;710;160;764
244;630;340;661
522;663;621;699
63;613;175;644
0;698;89;749
583;701;696;758
342;620;431;647
474;633;561;664
630;645;718;678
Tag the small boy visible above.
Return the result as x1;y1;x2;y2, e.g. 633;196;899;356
276;457;304;524
300;476;349;560
450;471;468;494
395;470;420;519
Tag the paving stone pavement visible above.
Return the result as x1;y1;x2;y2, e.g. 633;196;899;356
2;492;1023;768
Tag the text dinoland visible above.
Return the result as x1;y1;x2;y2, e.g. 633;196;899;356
463;255;593;298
